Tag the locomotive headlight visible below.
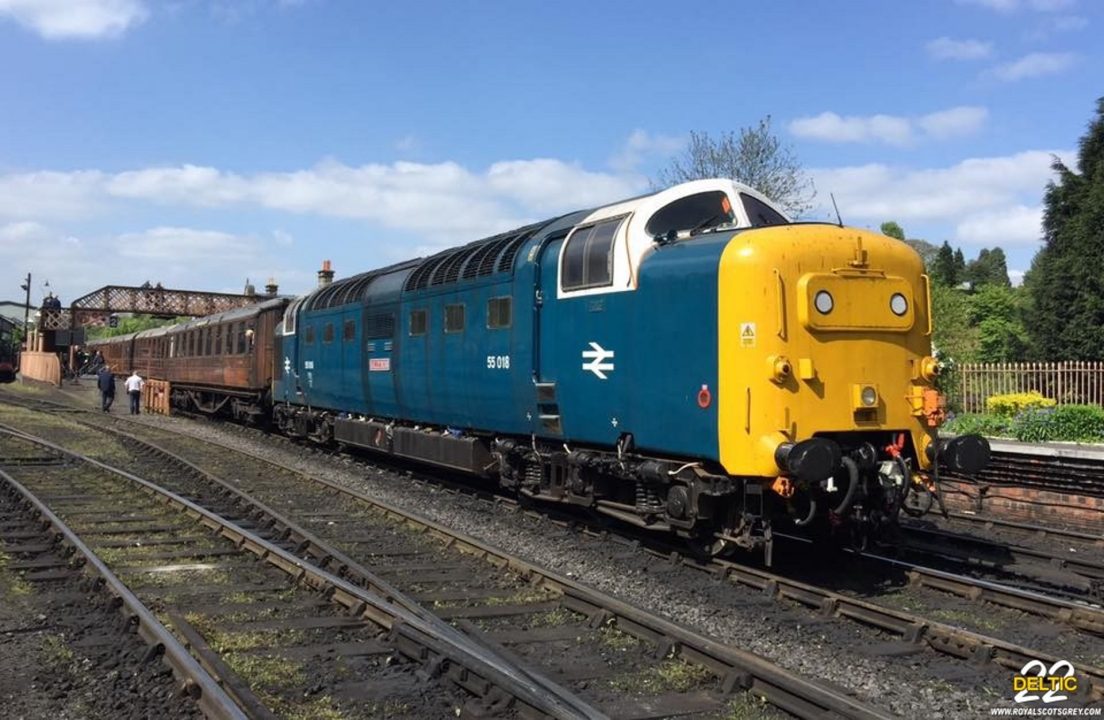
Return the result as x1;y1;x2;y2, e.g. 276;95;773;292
852;384;879;410
814;290;834;314
890;292;908;316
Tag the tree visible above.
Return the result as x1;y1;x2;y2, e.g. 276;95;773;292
966;247;1011;288
968;285;1027;361
653;118;815;217
953;248;966;281
932;242;959;286
880;221;905;241
1027;97;1104;360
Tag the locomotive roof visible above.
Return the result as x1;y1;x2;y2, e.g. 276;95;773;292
295;179;787;313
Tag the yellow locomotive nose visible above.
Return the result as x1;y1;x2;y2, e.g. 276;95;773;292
717;225;938;479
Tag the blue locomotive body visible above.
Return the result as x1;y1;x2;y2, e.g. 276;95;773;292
273;214;723;464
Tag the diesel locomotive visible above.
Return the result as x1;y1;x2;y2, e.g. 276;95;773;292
90;178;990;560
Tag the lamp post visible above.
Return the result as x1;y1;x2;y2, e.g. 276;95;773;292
19;272;30;348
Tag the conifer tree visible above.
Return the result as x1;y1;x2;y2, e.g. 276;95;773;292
1027;98;1104;360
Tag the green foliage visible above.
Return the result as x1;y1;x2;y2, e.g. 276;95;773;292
1049;405;1104;442
986;391;1056;417
946;405;1104;443
652;118;815;217
943;413;1012;438
85;315;184;340
966;247;1011;288
1027;97;1104;360
931;283;978;361
880;221;905;241
932;242;959;286
905;238;939;270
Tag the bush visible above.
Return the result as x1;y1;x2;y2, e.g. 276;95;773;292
943;413;1013;438
985;391;1056;418
1048;405;1104;442
1010;408;1055;442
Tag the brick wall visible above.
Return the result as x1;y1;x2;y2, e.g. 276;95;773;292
940;479;1103;533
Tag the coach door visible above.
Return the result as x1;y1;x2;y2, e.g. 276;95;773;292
363;306;398;418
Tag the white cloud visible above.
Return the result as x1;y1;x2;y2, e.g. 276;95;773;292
1;157;643;242
812;150;1069;237
116;227;260;261
1008;269;1025;287
956;0;1074;11
789;106;987;145
955;205;1043;246
789;112;913;145
609;129;684;173
917;106;990;139
992;52;1076;81
927;36;993;60
0;0;147;39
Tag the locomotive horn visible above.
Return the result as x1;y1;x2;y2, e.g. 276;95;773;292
774;438;840;485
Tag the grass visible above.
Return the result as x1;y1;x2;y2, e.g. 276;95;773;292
528;607;578;628
41;634;75;665
718;694;785;720
0;551;33;597
599;625;642;651
609;658;714;695
223;652;304;689
928;607;1003;632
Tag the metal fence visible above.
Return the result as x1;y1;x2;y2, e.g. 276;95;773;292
955;361;1104;413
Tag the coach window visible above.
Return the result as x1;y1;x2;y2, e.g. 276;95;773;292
561;216;623;291
409;309;427;336
343;319;356;342
214;326;223;355
205;328;213;356
645;191;734;239
741;193;788;228
444;304;465;333
234;323;244;354
304;325;315;345
487;297;511;329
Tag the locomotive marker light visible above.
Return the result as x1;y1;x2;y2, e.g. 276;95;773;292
890;292;909;316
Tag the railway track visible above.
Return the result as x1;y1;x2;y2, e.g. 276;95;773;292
10;394;1104;707
0;426;604;719
0;400;893;719
893;522;1104;600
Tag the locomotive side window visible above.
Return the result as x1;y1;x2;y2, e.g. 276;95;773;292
323;323;335;344
562;216;624;291
645;191;734;239
304;325;315;345
741;193;788;227
410;309;427;336
487;297;512;329
343;319;356;342
445;304;465;333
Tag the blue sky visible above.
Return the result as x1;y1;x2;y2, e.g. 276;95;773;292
0;0;1100;304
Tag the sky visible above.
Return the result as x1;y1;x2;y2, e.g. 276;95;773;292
0;0;1100;305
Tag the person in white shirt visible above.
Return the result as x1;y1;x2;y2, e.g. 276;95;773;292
124;370;145;415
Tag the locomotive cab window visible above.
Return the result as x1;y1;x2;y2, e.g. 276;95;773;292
561;216;624;292
741;193;788;228
487;297;511;329
410;309;427;336
444;304;465;333
645;191;735;239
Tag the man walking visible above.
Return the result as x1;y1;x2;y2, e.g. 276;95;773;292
97;365;115;412
125;370;144;415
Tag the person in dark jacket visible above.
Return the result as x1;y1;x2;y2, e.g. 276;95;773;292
96;365;115;412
